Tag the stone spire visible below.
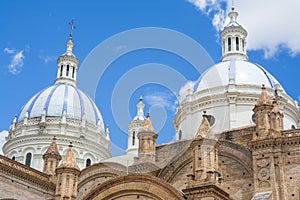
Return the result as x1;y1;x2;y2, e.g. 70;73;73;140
196;111;210;138
143;112;155;132
269;100;284;133
45;137;60;155
220;7;248;61
55;20;79;87
256;85;272;106
59;143;79;169
43;137;62;177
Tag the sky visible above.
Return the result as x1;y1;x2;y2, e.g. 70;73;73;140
1;0;300;155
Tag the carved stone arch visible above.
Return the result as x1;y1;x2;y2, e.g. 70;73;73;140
157;149;192;183
219;141;253;175
77;162;127;200
82;174;185;200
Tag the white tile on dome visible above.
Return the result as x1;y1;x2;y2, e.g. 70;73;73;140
47;85;65;116
67;87;81;120
79;90;96;124
18;94;37;121
30;87;52;118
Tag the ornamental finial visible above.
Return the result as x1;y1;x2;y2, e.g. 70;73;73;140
69;19;75;40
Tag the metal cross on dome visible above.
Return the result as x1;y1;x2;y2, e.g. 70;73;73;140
69;19;75;37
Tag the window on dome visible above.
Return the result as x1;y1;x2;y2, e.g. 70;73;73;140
72;67;75;78
66;65;70;76
242;39;245;51
228;38;231;51
86;158;91;167
25;153;32;167
12;156;15;161
236;37;239;51
207;115;215;127
60;65;63;76
179;130;182;140
132;131;136;146
291;125;296;130
251;114;256;124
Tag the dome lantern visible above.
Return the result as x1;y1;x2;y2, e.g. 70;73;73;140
55;19;79;87
220;7;248;62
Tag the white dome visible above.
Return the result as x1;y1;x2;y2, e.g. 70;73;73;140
133;115;146;121
194;60;283;92
18;84;104;130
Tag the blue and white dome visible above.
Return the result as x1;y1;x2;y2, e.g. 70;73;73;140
3;32;111;171
194;59;283;92
174;7;299;140
17;84;104;129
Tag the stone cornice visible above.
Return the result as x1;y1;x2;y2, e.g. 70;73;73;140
182;184;230;199
0;155;55;192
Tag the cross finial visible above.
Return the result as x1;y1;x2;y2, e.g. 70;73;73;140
231;0;235;10
69;19;75;39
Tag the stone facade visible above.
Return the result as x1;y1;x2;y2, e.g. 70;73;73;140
1;88;300;199
1;6;300;200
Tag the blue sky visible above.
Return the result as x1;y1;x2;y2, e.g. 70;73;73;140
1;0;300;155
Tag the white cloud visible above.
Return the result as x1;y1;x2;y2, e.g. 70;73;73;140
0;130;9;155
144;92;176;112
4;48;15;54
39;55;56;64
8;50;25;74
188;0;300;58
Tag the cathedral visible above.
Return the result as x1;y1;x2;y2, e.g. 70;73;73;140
1;7;300;200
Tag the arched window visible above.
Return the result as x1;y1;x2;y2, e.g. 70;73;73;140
179;130;182;140
132;131;136;146
12;156;15;161
236;37;239;51
291;125;296;130
86;158;91;167
228;38;231;51
25;153;32;167
60;65;63;76
72;67;75;78
242;39;245;51
66;65;70;76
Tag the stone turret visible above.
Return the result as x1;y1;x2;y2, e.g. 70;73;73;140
253;85;273;139
55;143;80;200
188;112;220;183
136;113;157;163
184;112;226;199
43;137;62;180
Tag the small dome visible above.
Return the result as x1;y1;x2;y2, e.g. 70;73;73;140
133;115;146;121
18;84;104;129
194;60;283;92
